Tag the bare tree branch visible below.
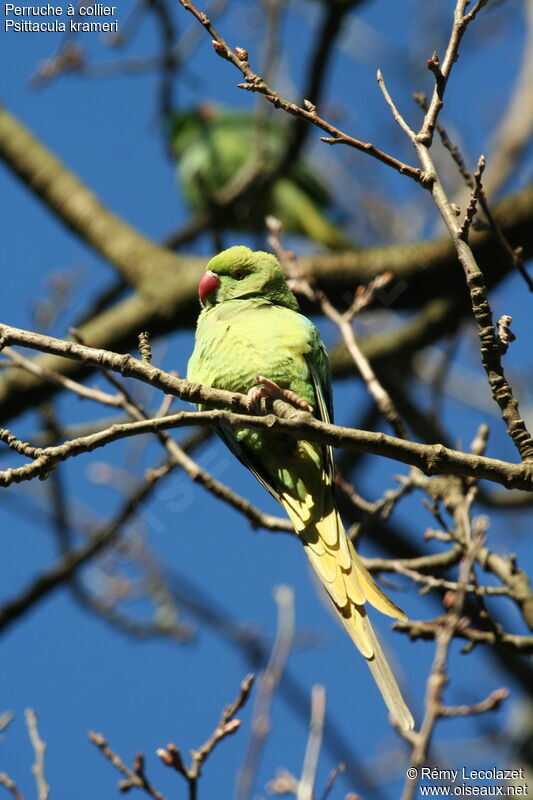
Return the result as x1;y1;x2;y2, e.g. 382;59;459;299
377;2;533;460
235;586;295;800
0;325;531;490
297;685;326;800
0;773;26;800
176;0;428;183
89;732;167;800
394;618;533;654
25;710;49;800
2;394;532;493
158;673;255;799
0;104;180;291
398;533;508;800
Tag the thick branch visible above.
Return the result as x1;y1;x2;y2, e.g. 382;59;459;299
4;406;531;490
0;325;531;491
0;183;531;426
0;103;181;293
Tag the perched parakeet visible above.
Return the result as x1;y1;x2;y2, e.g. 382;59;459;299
187;246;413;730
168;105;351;250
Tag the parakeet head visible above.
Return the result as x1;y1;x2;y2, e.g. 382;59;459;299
198;246;299;311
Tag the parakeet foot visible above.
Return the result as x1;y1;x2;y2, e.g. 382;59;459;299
246;376;314;413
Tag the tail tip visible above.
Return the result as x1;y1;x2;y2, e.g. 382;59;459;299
390;708;415;731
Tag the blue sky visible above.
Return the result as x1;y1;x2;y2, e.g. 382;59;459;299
1;1;532;798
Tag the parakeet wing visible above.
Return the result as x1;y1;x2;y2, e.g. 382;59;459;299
216;419;281;503
304;326;335;485
213;322;333;502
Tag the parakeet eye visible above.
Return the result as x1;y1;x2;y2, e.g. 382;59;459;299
234;269;247;280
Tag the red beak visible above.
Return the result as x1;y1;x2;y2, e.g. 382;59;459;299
199;270;221;304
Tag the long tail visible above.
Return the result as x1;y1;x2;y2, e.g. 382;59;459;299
281;493;414;731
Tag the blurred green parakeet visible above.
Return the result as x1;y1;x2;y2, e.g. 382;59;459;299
187;246;413;729
168;105;351;249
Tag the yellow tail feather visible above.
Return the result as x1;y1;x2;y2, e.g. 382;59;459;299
281;494;414;730
339;607;415;732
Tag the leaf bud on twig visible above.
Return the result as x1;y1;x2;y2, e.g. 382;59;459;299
212;40;230;60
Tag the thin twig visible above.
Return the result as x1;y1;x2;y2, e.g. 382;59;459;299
138;331;152;363
157;673;254;798
399;533;508;800
235;585;295;800
393;617;533;653
411;4;533;459
0;429;41;460
89;732;167;800
417;0;489;145
267;219;408;439
3;345;120;407
317;291;408;439
438;687;509;716
376;69;416;142
339;474;415;534
0;774;26;800
458;156;486;240
0;464;173;634
379;561;509;598
364;545;463;575
0;712;13;735
413;92;533;291
176;0;428;184
408;470;533;629
298;685;326;800
320;763;346;800
25;710;49;800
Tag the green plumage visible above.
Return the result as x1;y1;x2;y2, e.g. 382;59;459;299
168;105;351;249
187;246;332;502
187;246;413;730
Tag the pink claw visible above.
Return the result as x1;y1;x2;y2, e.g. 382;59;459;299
245;376;314;413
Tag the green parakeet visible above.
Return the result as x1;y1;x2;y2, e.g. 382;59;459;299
168;105;351;250
187;246;413;730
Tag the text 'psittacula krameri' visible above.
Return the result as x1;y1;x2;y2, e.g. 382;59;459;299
187;246;414;730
